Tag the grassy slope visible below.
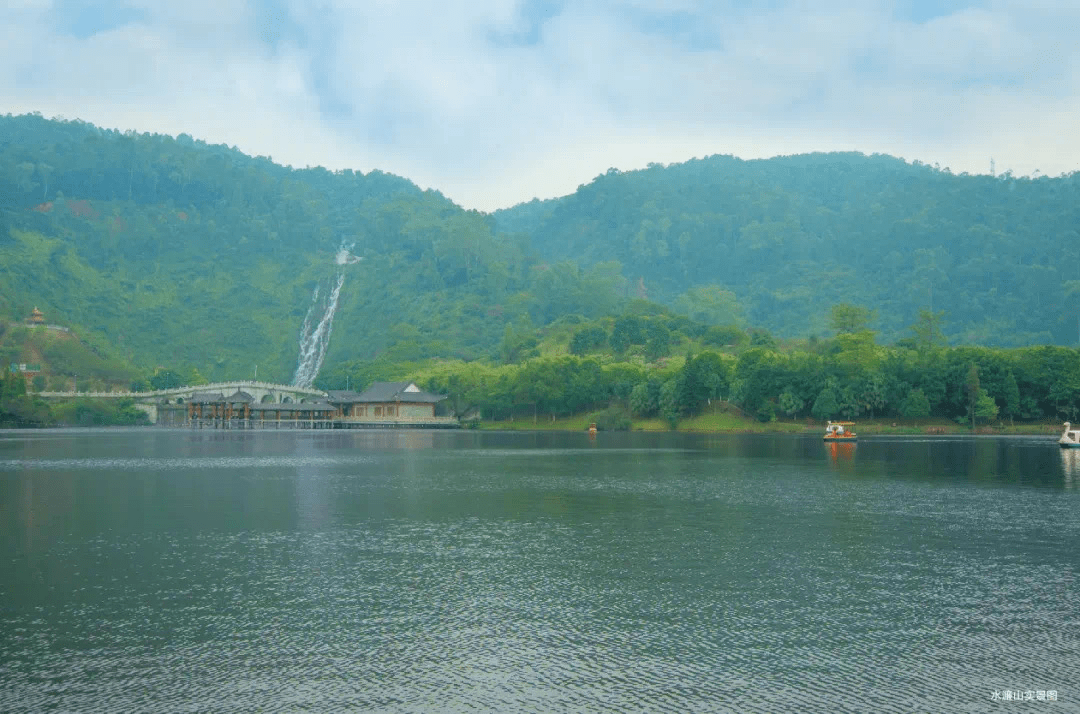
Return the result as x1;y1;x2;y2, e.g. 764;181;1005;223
0;320;140;391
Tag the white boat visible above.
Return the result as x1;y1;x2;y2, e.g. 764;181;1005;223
1058;422;1080;448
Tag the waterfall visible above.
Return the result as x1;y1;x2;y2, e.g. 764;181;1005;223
291;242;360;388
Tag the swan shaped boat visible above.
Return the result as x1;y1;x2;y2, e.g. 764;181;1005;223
1059;422;1080;448
824;421;857;442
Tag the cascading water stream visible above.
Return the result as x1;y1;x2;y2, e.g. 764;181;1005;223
291;242;360;388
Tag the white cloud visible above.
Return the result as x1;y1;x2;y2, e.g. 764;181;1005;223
1;1;1079;211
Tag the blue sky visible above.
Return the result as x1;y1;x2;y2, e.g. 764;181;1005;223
2;0;1078;210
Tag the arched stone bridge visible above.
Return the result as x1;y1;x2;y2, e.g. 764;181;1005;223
38;381;327;406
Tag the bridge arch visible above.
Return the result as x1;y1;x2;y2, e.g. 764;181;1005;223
261;394;275;403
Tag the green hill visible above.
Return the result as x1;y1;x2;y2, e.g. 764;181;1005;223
0;114;621;382
496;153;1080;346
4;114;1080;393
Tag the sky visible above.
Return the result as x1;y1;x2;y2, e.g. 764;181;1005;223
2;0;1079;211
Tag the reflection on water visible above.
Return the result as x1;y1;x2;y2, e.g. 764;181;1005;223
825;440;856;467
0;430;1078;713
1061;447;1079;489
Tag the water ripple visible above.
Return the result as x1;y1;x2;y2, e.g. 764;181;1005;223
1;433;1078;712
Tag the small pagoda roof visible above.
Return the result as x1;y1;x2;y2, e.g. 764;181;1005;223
189;391;226;404
227;390;254;403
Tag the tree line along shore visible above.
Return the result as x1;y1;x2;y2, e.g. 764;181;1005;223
5;306;1080;431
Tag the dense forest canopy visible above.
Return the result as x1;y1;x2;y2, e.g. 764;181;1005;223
496;153;1080;346
3;113;1080;395
0;113;565;381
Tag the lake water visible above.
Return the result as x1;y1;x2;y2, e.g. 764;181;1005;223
1;429;1077;712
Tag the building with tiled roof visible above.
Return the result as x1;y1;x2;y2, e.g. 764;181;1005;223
330;381;446;420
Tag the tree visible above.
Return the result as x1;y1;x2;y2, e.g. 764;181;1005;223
674;285;742;326
831;331;881;379
965;363;980;430
603;362;645;403
0;366;52;427
811;379;841;420
749;329;779;349
659;378;680;428
899;388;931;419
500;319;538;364
569;326;607;355
1048;378;1080;421
911;309;947;354
644;323;671;362
733;347;781;417
1;366;26;403
1002;372;1020;426
974;390;999;424
703;324;747;349
778;388;804;419
590;404;631;431
611;315;646;354
857;371;888;418
629;381;657;417
149;369;185;390
1064;279;1080;345
679;351;732;414
829;303;875;334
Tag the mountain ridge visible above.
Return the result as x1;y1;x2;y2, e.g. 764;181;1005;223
3;114;1079;391
496;151;1080;345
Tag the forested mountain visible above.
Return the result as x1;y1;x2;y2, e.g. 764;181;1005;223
0;114;627;384
4;113;1080;392
496;154;1080;346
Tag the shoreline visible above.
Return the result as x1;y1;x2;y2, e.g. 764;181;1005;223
473;415;1064;437
1;419;1065;438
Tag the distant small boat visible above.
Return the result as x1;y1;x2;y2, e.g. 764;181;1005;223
1058;422;1080;448
824;420;857;442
